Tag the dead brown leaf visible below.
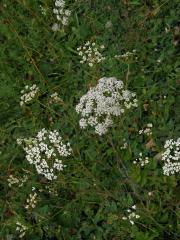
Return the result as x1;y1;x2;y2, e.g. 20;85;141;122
143;103;149;111
154;152;162;161
145;138;156;150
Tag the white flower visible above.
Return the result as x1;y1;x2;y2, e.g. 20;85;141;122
139;123;153;136
7;175;19;187
17;138;23;145
105;21;112;29
7;174;28;187
16;222;28;238
79;118;88;129
76;77;138;135
53;0;71;29
62;16;68;25
115;50;137;61
20;84;39;106
52;23;60;32
65;9;71;16
147;123;153;128
77;41;105;67
53;8;59;14
40;5;47;15
162;138;180;176
89;62;93;67
18;129;72;180
55;0;65;7
134;153;149;167
49;92;62;103
122;205;140;225
25;192;38;210
120;139;128;149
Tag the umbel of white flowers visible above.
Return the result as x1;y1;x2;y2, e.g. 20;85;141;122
20;84;39;106
16;221;28;238
52;0;71;31
77;41;105;67
76;77;138;135
122;205;140;225
17;129;72;180
162;138;180;176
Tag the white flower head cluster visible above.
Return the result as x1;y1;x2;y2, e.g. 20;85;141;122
8;174;28;187
105;20;113;29
139;123;153;136
49;92;62;104
40;4;46;15
122;205;140;225
17;129;72;180
25;190;38;210
45;185;58;196
77;41;105;67
115;49;137;61
133;152;149;167
162;138;180;176
120;138;128;150
20;84;39;106
52;0;71;31
76;77;138;135
16;222;28;238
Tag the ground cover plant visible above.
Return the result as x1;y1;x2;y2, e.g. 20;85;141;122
0;0;180;239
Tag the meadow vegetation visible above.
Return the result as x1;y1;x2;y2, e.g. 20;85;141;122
0;0;179;239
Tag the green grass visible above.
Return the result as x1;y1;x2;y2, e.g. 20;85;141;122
0;0;180;239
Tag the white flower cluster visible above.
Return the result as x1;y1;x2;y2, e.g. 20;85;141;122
77;41;105;67
8;174;28;187
122;205;140;225
105;20;113;29
40;5;46;15
45;185;58;196
133;152;149;167
76;77;138;135
162;138;180;176
120;138;128;150
20;84;39;106
52;0;71;31
115;49;137;61
16;222;28;238
139;123;153;136
25;191;38;210
17;129;72;180
17;138;23;145
49;92;62;103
